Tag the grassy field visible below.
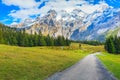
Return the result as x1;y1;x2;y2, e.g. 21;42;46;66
0;43;97;80
0;43;104;80
79;43;105;53
98;52;120;80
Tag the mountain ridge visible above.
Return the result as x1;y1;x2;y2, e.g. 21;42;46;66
11;5;120;41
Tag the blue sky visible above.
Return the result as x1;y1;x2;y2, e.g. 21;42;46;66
0;0;120;25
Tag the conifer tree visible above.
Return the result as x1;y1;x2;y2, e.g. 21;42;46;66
45;35;54;46
109;37;115;53
105;36;120;54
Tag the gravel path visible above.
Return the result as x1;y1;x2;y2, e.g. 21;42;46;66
46;52;117;80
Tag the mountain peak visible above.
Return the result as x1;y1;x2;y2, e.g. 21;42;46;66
11;6;120;41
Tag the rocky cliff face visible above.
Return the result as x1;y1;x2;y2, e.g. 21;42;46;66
12;4;120;41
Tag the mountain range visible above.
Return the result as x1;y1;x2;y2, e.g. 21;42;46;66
11;3;120;41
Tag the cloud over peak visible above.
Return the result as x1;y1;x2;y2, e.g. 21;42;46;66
2;0;40;9
1;0;112;24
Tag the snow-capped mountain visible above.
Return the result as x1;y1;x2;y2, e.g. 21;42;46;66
12;4;120;41
71;7;120;41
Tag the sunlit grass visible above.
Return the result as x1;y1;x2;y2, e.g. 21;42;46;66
0;44;92;80
98;52;120;80
70;43;105;53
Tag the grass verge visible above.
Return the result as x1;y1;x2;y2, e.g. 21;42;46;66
98;52;120;80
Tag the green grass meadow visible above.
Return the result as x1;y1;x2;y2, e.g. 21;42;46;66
98;52;120;80
0;43;94;80
1;43;119;80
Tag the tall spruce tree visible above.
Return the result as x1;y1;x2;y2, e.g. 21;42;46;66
105;36;120;54
45;35;54;46
109;37;115;53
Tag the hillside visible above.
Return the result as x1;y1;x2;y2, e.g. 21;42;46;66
106;27;120;38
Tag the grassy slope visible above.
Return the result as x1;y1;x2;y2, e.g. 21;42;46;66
98;52;120;80
0;43;104;80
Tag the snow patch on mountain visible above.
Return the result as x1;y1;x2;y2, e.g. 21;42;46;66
11;3;120;41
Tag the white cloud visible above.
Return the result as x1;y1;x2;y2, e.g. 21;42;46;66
39;0;86;14
9;8;41;20
0;19;9;23
11;22;18;25
2;0;40;9
97;28;109;34
39;0;109;15
2;0;43;21
2;0;109;23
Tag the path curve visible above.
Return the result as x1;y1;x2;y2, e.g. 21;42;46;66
46;52;116;80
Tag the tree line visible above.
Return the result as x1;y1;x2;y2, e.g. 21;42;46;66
0;23;71;47
105;36;120;54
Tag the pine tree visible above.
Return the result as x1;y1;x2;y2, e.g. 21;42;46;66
38;36;46;46
114;36;120;54
46;35;54;46
0;27;4;44
105;36;120;54
32;32;38;46
66;38;70;46
109;37;115;53
57;36;64;46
